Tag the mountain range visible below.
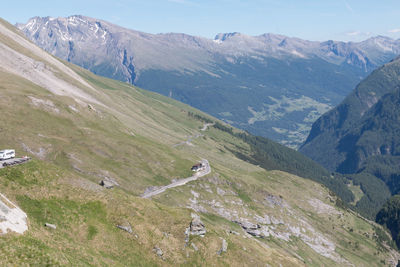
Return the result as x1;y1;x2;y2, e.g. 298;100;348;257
17;15;400;148
0;17;398;265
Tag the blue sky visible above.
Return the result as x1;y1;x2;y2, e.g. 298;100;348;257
3;0;400;42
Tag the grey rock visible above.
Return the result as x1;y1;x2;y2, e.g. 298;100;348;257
99;180;114;188
45;223;56;229
264;194;285;207
191;242;199;251
229;230;240;235
99;177;118;189
189;213;206;236
246;229;262;237
217;238;228;255
116;224;133;234
234;220;259;230
184;227;190;245
233;220;263;237
87;104;96;111
153;246;163;257
216;187;226;196
254;214;271;225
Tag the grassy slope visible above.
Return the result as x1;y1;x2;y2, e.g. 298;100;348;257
0;19;397;266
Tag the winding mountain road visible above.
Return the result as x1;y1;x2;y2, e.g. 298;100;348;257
172;123;214;147
141;159;210;199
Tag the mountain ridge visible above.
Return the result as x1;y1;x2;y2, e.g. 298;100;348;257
18;15;400;148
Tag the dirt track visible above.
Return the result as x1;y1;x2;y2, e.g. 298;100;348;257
141;159;210;198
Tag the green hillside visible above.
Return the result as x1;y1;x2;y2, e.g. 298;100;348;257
0;18;398;266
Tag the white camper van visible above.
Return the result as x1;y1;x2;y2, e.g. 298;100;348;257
0;149;15;160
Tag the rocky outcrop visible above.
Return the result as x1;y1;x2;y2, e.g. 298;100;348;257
185;213;206;246
189;213;206;236
116;224;133;234
99;177;118;189
153;246;163;258
233;220;261;237
217;238;228;255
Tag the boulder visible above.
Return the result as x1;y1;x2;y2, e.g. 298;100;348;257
99;177;118;189
153;246;163;257
189;213;206;236
116;224;133;234
45;223;56;229
217;238;228;255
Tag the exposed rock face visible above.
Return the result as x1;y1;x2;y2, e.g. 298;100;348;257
153;246;163;257
217;238;228;255
186;187;352;264
99;177;119;189
116;224;133;234
99;180;114;189
233;220;262;237
264;194;286;208
189;213;206;236
185;213;206;247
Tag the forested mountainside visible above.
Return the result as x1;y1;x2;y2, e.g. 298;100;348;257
300;57;400;219
0;18;398;265
301;57;400;171
377;195;400;249
17;15;400;148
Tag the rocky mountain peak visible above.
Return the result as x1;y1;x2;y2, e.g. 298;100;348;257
214;32;241;42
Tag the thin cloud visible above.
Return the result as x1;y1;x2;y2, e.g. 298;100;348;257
344;31;373;39
346;31;360;36
168;0;190;4
389;28;400;33
166;0;200;7
343;0;353;13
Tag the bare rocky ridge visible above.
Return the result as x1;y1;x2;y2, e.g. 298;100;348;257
17;16;400;73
